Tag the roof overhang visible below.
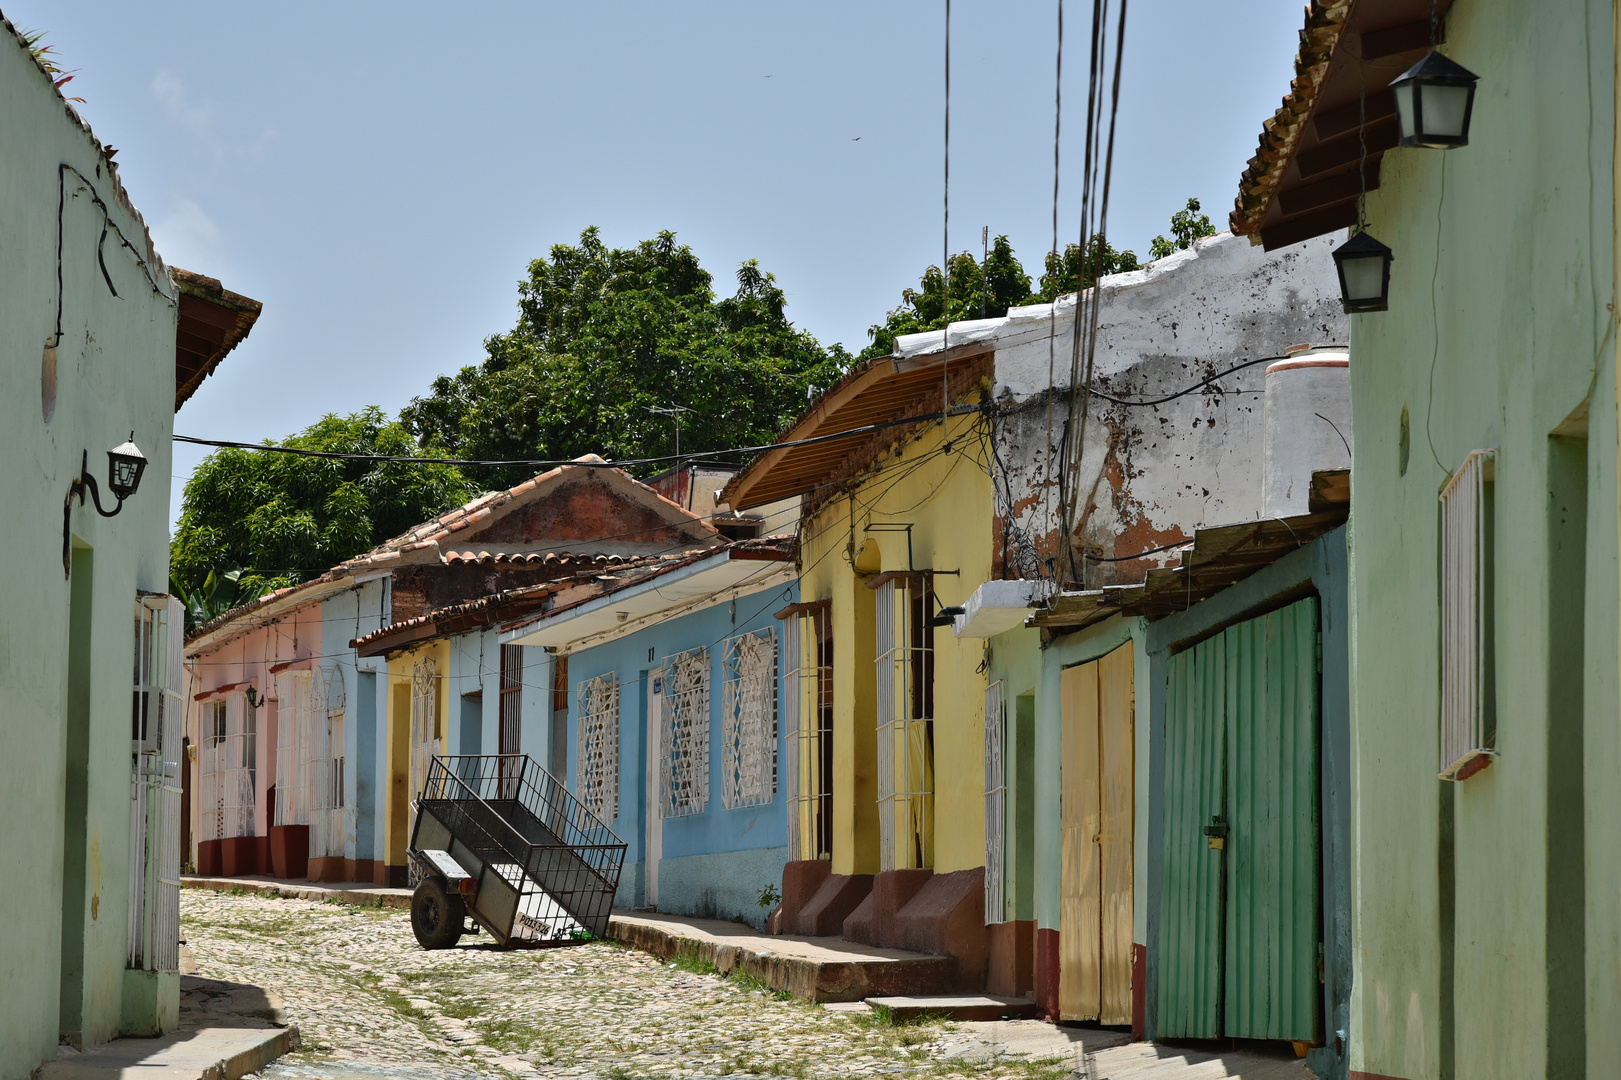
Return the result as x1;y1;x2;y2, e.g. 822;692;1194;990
1032;470;1350;631
352;583;571;658
185;575;357;656
721;350;991;511
173;268;262;411
1230;0;1454;250
503;548;794;653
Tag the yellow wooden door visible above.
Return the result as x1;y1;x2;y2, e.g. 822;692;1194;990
1097;645;1135;1025
1059;643;1135;1024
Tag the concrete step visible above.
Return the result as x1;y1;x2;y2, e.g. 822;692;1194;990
40;1025;297;1080
866;994;1043;1021
609;911;960;1003
1085;1041;1316;1079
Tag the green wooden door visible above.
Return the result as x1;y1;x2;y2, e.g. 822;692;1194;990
1223;598;1321;1042
1157;596;1321;1043
1157;633;1227;1037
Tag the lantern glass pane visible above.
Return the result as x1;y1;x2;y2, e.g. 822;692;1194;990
1421;83;1471;139
1341;254;1386;304
1393;82;1417;141
114;459;138;489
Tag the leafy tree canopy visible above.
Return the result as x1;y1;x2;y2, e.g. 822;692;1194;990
401;228;852;489
1150;198;1216;260
170;407;478;605
861;233;1139;360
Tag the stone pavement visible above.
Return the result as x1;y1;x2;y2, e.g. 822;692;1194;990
180;887;1102;1079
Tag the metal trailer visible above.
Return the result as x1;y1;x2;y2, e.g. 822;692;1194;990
407;754;626;949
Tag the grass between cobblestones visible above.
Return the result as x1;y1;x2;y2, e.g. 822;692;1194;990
183;888;1078;1080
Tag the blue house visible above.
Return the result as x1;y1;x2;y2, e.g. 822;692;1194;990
505;542;798;927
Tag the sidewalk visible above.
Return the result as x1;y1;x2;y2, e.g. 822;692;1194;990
610;909;962;1002
182;873;413;909
39;972;297;1080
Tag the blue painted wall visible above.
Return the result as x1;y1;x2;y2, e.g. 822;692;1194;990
567;580;798;925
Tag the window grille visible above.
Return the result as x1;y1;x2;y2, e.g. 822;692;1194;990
660;647;711;818
984;679;1007;924
307;666;346;859
127;595;183;973
577;672;619;821
408;658;438;882
1440;449;1497;780
722;629;778;809
874;574;934;871
783;604;834;861
273;671;312;827
199;700;226;843
500;644;524;794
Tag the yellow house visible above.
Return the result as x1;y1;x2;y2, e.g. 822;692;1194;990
724;346;998;986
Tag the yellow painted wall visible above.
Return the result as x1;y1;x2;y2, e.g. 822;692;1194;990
798;406;993;876
383;640;448;869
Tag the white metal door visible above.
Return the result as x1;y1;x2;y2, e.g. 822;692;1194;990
645;671;662;908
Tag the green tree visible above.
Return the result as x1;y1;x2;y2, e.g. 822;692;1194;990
401;228;851;489
863;235;1037;360
1150;197;1216;260
170;408;478;603
1034;235;1141;302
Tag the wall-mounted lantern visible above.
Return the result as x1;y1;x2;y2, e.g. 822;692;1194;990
1331;231;1394;314
62;431;148;577
1391;51;1480;149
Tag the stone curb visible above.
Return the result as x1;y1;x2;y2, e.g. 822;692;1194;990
182;876;412;910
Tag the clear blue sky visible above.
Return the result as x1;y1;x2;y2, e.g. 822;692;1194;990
8;1;1302;523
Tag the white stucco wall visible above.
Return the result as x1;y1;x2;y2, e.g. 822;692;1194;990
0;23;180;1073
911;232;1346;585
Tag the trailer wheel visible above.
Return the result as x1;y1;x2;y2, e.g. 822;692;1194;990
410;877;466;950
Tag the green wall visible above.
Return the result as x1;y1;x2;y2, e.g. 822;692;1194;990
0;30;180;1077
1346;1;1618;1076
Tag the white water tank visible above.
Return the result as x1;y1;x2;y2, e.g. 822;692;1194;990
1262;345;1351;518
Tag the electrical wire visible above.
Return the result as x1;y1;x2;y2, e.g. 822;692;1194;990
174;402;982;471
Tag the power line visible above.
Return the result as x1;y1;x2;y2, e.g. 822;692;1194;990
174;401;982;471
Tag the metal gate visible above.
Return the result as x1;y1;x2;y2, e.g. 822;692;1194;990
1157;596;1321;1043
1059;643;1135;1025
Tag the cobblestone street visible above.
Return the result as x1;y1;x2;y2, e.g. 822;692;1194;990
183;889;1082;1080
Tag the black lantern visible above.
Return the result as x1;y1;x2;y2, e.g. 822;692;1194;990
62;432;149;577
1390;50;1480;149
1332;230;1394;313
107;432;148;500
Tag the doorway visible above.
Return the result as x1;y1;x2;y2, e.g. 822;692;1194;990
1157;595;1322;1043
1059;642;1135;1025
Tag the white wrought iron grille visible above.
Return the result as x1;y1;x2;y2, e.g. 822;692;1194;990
722;629;778;809
577;672;620;821
409;658;438;883
875;575;934;871
983;679;1007;925
307;665;346;859
199;689;255;840
127;596;183;972
199;700;226;843
660;647;711;819
1440;449;1497;780
273;671;311;827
